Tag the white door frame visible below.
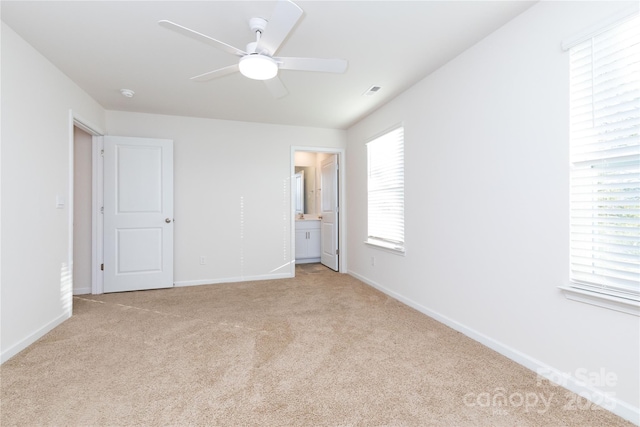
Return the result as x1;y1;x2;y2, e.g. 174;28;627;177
68;111;105;299
291;146;346;275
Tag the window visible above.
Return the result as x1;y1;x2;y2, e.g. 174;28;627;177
366;126;405;253
565;14;639;312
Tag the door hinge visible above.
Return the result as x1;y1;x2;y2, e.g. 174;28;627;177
100;206;104;214
336;249;339;255
101;263;104;271
100;149;104;157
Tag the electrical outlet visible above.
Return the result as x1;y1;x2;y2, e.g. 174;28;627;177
200;256;206;265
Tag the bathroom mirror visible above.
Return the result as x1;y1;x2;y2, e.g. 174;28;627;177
294;171;304;214
295;166;316;214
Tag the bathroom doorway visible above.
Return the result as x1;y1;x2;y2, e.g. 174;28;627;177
292;147;345;273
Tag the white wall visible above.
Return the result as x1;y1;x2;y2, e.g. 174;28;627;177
105;111;346;286
1;23;106;361
346;1;639;422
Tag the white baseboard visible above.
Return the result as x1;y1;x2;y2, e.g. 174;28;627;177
348;270;640;426
1;311;71;364
174;272;293;288
73;286;91;295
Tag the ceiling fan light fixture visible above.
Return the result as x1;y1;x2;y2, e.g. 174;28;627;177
239;55;278;80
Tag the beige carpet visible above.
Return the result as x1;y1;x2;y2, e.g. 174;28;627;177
1;264;633;426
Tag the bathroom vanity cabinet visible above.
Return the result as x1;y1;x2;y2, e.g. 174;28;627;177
295;220;321;263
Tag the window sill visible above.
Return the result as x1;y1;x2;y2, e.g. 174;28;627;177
365;239;405;255
559;286;640;317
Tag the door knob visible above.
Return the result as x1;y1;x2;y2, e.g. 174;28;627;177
165;218;172;223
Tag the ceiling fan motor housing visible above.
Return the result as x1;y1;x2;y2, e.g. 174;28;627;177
249;17;268;35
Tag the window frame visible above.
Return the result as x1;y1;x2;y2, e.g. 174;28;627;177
561;12;640;316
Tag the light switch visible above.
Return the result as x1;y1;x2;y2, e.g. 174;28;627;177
56;195;65;209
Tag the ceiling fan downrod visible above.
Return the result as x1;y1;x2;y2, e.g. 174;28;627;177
248;17;268;54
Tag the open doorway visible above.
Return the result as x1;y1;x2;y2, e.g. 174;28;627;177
72;126;93;295
292;147;345;275
69;113;104;299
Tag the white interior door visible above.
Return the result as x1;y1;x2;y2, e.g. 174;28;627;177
320;154;339;271
103;136;174;293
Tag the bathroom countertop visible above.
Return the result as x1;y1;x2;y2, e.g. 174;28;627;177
296;216;321;221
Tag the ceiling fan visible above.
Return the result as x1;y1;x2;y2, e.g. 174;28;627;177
159;0;348;98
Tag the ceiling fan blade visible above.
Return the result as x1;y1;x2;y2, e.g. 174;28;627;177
276;57;348;73
191;64;239;82
256;0;303;55
159;20;246;57
264;76;289;99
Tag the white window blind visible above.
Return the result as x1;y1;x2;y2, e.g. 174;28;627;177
569;14;640;301
367;126;404;252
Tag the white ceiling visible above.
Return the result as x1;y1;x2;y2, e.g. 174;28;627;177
1;1;535;129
